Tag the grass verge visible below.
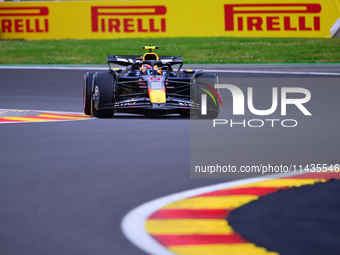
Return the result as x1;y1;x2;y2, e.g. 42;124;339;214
0;37;339;64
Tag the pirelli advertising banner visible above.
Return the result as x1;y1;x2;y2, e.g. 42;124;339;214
0;0;340;40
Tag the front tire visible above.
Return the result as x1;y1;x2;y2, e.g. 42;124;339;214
91;72;115;118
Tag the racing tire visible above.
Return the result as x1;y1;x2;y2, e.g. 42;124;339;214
83;72;95;115
194;73;220;119
91;72;115;118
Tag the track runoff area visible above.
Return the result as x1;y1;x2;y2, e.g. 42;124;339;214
1;65;339;255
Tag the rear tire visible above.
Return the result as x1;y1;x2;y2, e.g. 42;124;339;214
194;73;219;119
91;72;115;118
83;72;95;115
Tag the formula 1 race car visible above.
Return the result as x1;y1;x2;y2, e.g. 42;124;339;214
83;46;220;118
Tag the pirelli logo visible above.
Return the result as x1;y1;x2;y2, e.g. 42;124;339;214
91;6;167;33
0;7;49;33
224;4;322;32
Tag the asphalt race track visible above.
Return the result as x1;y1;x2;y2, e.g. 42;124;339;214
0;65;339;255
228;179;340;255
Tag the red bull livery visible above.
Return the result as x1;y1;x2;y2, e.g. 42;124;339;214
83;46;220;118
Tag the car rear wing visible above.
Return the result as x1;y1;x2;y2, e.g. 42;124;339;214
107;55;183;66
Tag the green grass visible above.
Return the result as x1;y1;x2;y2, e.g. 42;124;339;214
0;37;339;64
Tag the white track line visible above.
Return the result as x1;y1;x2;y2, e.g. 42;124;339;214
0;65;339;76
208;69;340;76
2;109;85;114
0;66;108;71
121;170;316;255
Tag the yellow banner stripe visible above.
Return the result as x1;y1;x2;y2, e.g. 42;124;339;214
146;219;233;235
162;195;258;210
0;0;339;40
169;243;279;255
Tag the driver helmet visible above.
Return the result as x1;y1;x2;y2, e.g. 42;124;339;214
140;64;161;75
140;64;152;75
